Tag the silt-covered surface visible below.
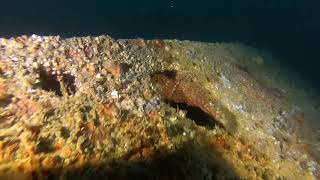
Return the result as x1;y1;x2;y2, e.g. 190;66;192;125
0;35;319;179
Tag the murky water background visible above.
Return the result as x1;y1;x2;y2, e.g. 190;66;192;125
0;1;319;89
0;2;320;177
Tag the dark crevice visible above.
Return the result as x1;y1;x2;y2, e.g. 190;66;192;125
0;95;12;108
39;68;62;96
60;127;70;139
62;73;76;95
0;68;4;77
39;68;76;96
37;137;55;153
152;70;177;80
120;63;132;75
166;100;220;130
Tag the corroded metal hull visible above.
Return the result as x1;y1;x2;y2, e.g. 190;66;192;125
0;35;319;179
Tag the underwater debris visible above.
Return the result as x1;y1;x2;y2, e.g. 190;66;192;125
0;35;318;179
151;70;238;134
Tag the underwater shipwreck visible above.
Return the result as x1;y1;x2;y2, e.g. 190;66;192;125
0;35;319;179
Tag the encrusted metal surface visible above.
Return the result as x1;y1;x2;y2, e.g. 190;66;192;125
0;35;319;179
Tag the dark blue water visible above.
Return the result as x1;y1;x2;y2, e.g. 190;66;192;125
1;0;320;89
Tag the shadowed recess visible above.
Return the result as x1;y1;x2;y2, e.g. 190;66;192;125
166;100;220;130
62;73;76;95
39;68;62;96
39;68;76;96
7;139;238;179
151;70;238;134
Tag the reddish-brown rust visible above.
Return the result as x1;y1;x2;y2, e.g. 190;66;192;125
55;138;65;150
152;72;233;130
0;140;20;159
98;103;119;120
86;122;109;142
148;111;159;120
13;97;41;119
154;72;217;118
152;69;240;133
214;135;229;150
108;63;121;79
153;40;166;49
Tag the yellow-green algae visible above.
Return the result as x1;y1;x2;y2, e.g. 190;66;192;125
0;35;318;179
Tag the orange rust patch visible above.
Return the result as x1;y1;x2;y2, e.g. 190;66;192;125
135;146;156;161
141;147;155;159
214;135;230;150
128;145;157;161
13;96;41;119
61;147;73;158
22;157;42;172
98;103;118;120
143;89;153;100
0;140;20;161
107;62;121;79
158;125;170;145
19;137;38;156
15;36;28;43
85;122;109;143
41;156;62;171
55;138;65;150
24;143;38;156
87;122;96;131
19;125;42;156
75;154;86;169
148;111;159;120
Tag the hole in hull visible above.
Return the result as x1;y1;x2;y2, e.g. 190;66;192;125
166;100;221;130
62;73;76;95
39;68;62;96
39;68;76;96
151;70;238;133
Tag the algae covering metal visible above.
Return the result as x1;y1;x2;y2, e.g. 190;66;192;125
0;35;319;179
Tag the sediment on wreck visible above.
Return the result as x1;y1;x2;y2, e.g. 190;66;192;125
0;35;319;179
151;70;237;134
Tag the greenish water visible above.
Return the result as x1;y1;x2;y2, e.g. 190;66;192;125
0;0;319;88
